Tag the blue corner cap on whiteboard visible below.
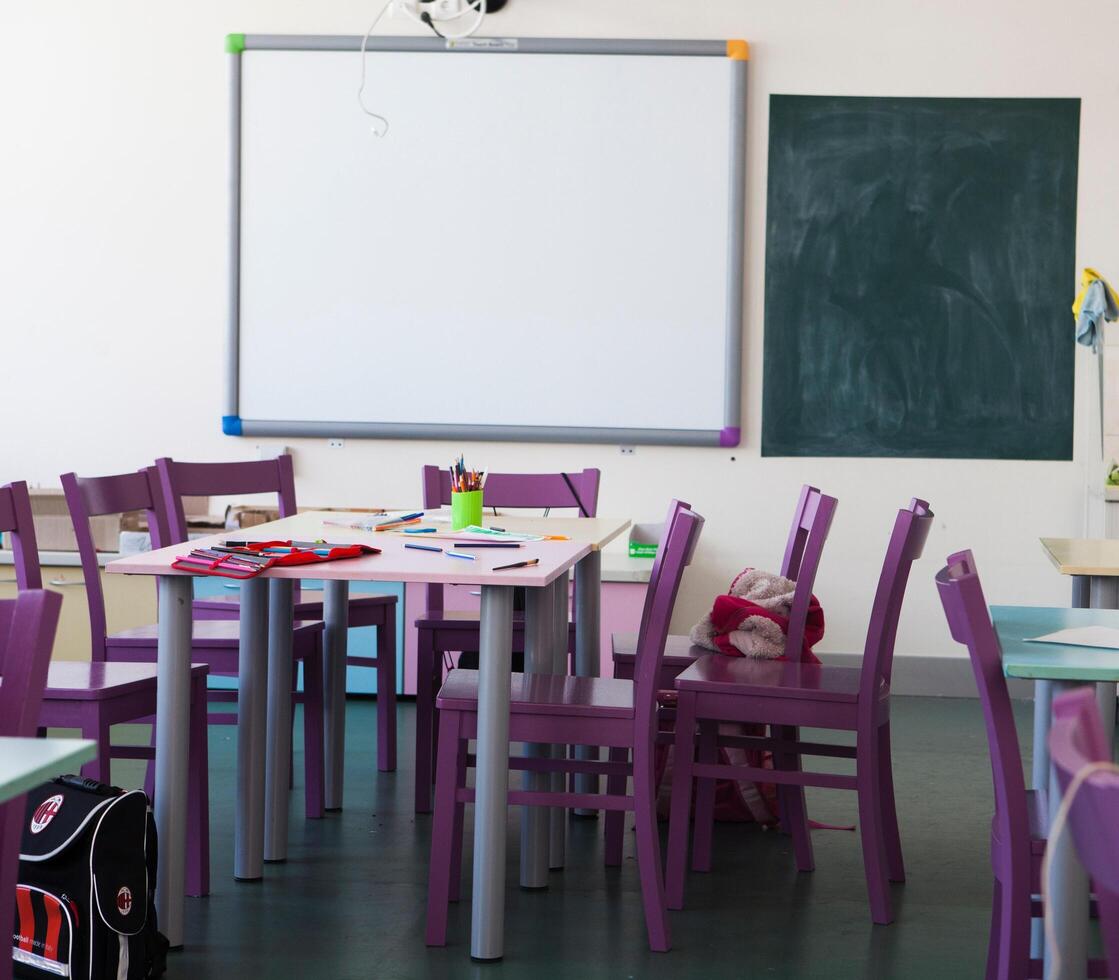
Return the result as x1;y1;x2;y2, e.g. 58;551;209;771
719;426;741;448
222;415;243;436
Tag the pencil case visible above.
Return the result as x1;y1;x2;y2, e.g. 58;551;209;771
171;540;380;579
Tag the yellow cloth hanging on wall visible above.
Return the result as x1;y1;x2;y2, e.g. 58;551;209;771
1072;267;1119;319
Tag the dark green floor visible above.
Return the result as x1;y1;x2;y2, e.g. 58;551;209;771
107;696;1027;979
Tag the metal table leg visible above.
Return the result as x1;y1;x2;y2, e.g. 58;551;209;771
264;579;294;862
323;580;349;810
574;550;602;815
235;576;269;881
1044;678;1091;980
520;581;554;890
154;575;192;947
549;570;569;869
1088;575;1119;756
472;584;515;961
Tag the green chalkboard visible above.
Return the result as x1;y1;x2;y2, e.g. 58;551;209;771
761;95;1080;459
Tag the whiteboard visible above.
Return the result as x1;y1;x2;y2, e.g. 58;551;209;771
227;36;746;446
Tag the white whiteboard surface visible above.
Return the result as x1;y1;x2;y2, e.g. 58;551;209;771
230;37;746;444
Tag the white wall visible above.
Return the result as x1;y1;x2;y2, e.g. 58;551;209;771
4;0;1118;660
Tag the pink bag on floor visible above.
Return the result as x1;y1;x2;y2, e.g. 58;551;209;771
654;566;826;824
654;707;778;824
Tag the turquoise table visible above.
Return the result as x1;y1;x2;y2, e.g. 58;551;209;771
993;605;1119;980
0;737;97;804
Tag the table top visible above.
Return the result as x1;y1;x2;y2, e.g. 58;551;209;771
993;605;1119;681
1039;537;1119;577
105;512;624;588
0;737;97;804
401;512;630;551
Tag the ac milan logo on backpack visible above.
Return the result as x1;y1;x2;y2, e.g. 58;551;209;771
116;886;133;915
30;794;63;834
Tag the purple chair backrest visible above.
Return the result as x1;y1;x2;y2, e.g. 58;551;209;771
155;455;298;546
632;498;690;643
420;465;601;613
935;551;1030;869
780;484;822;579
0;481;43;590
0;589;63;980
782;489;838;662
1049;687;1119;971
0;590;63;737
858;499;934;705
60;468;169;662
420;466;600;517
632;507;704;741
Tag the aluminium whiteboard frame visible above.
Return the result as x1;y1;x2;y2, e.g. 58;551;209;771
224;34;747;447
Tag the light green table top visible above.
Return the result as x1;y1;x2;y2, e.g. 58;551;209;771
0;737;96;804
992;605;1119;681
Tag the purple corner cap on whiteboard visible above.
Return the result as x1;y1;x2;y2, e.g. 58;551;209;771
719;426;741;447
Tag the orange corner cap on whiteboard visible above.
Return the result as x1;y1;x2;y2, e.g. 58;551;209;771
726;40;750;61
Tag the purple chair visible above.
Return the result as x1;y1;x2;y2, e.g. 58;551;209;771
667;497;929;927
935;552;1109;979
425;504;704;952
2;480;212;895
0;590;62;980
612;484;828;689
608;485;837;859
60;466;326;820
1050;687;1119;975
156;455;399;774
414;465;600;812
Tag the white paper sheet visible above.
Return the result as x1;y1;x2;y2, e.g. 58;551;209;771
1025;626;1119;650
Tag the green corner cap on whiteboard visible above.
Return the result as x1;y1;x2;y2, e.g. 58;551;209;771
226;33;246;54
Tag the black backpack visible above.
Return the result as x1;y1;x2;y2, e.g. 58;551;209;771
11;776;168;980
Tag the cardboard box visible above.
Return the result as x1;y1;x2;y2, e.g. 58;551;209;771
26;488;120;552
225;505;281;529
120;496;223;533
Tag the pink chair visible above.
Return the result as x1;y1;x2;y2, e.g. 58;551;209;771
414;465;600;812
612;484;827;689
0;590;62;980
935;552;1109;978
156;455;399;774
2;480;212;894
59;466;326;819
1050;687;1119;974
425;505;704;953
667;498;930;927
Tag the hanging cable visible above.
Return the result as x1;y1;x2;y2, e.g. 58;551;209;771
357;0;395;136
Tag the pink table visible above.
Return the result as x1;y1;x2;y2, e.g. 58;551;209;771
107;512;593;959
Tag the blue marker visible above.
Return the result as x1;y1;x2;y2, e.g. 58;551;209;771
445;551;476;561
403;527;438;534
404;543;442;553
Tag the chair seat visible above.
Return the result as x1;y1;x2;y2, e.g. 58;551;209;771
416;610;577;631
194;592;394;619
44;661;209;700
107;618;322;647
436;668;634;719
675;652;886;704
613;631;701;667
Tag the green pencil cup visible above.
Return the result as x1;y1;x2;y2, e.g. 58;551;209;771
451;490;483;531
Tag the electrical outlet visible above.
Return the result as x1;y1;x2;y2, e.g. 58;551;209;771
328;438;345;450
620;446;636;456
